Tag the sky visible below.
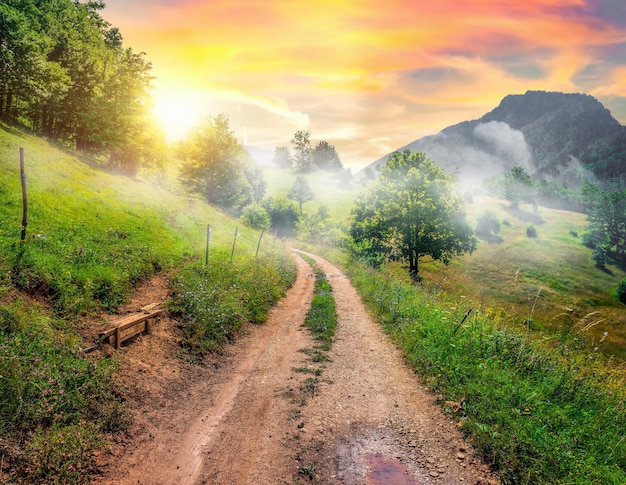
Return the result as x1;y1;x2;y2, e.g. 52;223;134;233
102;0;626;169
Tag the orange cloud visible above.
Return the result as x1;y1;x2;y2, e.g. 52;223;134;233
103;0;626;167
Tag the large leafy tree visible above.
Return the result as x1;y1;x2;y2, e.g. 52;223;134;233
350;150;476;281
179;114;250;207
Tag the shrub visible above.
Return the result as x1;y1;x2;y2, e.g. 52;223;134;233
526;224;537;238
616;278;626;304
240;203;270;230
592;245;607;269
475;210;501;237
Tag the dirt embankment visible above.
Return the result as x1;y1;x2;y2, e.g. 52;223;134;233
97;252;496;484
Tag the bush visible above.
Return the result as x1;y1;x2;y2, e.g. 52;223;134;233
526;224;537;238
616;278;626;304
240;203;270;230
475;210;500;237
592;245;607;269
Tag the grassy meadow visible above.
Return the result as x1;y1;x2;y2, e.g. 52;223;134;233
417;195;626;362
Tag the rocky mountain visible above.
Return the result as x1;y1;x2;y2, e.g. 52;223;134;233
369;91;626;187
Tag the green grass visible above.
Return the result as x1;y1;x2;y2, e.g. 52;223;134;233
420;195;626;362
349;260;626;484
169;251;296;353
301;257;337;346
0;123;297;482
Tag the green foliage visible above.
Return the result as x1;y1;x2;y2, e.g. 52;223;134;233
312;140;343;172
179;114;251;208
349;261;626;484
303;262;336;344
501;166;536;207
263;195;301;238
475;210;500;237
583;179;626;262
290;130;313;172
287;175;315;214
23;422;103;484
526;224;537;238
240;203;270;230
616;278;626;304
0;1;160;174
169;253;296;352
272;146;292;168
297;205;347;248
350;150;476;281
0;299;120;483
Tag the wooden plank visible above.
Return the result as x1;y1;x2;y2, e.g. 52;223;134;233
98;308;163;347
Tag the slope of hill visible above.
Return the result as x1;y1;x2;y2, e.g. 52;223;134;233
420;196;626;361
369;91;626;187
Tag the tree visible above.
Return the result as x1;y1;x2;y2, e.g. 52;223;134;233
287;175;315;214
350;150;476;281
290;129;313;172
179;114;249;207
272;146;292;168
241;203;270;230
312;140;343;171
584;180;626;260
263;196;300;238
502;166;536;207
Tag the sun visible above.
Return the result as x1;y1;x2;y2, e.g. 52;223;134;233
152;93;206;143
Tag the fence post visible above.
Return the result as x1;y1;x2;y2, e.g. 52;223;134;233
230;227;238;263
205;224;211;265
256;228;265;258
20;148;28;242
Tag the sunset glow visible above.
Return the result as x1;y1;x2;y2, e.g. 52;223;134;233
104;0;626;168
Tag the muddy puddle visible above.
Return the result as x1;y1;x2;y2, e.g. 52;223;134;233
365;453;417;484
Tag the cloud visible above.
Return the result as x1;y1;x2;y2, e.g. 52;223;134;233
102;0;626;168
473;121;533;171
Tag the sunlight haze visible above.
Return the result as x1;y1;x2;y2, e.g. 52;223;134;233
103;0;626;168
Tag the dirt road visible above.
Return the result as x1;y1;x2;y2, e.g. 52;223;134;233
99;252;495;484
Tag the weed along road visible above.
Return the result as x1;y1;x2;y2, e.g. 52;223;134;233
101;252;496;484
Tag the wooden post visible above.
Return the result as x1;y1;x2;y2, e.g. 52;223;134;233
230;227;238;263
19;148;28;242
256;228;265;258
115;326;121;350
205;224;211;265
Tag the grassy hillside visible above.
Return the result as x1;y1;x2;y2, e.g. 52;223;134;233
420;195;626;361
0;123;294;483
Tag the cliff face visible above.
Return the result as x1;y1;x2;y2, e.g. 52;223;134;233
370;91;626;186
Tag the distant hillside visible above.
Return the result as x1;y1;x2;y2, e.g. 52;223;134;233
369;91;626;187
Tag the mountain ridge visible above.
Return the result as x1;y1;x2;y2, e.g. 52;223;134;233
369;90;626;186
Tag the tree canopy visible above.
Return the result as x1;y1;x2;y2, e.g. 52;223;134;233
312;140;343;171
290;130;313;172
350;150;476;281
0;0;161;174
178;114;251;208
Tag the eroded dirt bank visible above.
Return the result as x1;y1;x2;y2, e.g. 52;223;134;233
98;252;496;484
